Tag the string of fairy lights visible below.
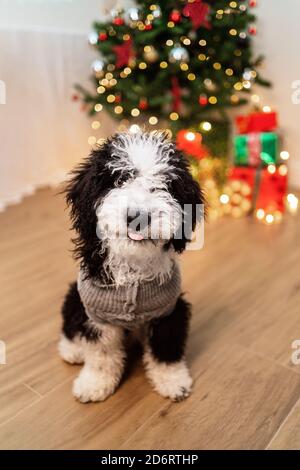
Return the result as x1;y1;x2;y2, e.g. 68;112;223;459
79;1;299;223
82;0;263;143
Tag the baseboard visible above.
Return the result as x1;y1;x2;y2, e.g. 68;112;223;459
0;170;68;212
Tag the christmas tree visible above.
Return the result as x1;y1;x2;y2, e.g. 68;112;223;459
76;0;269;158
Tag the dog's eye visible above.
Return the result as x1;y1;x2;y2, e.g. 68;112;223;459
150;187;167;194
114;175;127;187
114;170;136;188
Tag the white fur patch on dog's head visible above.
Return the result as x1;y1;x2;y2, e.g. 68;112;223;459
107;131;176;184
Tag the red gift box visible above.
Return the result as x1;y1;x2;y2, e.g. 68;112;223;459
235;111;278;134
256;168;288;212
229;166;287;213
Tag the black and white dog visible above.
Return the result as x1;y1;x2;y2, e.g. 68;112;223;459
59;131;204;402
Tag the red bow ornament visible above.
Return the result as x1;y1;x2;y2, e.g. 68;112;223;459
183;0;211;30
113;38;134;68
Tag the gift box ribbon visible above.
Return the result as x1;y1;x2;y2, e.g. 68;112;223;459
234;132;278;167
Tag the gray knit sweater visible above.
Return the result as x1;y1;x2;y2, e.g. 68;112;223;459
77;262;181;329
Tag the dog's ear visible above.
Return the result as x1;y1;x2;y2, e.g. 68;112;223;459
65;144;112;277
168;150;205;253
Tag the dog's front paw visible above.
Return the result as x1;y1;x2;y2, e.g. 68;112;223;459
156;368;193;402
144;354;193;401
72;367;117;403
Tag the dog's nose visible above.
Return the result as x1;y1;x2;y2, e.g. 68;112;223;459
127;210;151;231
127;211;140;225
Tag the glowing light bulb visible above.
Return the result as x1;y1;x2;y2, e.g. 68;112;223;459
149;116;158;125
169;112;179;121
243;80;251;89
185;132;195;141
287;193;299;214
220;194;230;204
131;108;140;117
278;164;288;176
234;82;243;91
201;121;212;131
160;61;168;68
92;60;105;73
88;32;98;45
263;106;271;113
265;214;275;225
256;209;265;220
114;105;123;114
107;94;116;103
209;97;217;105
183;38;191;45
187;73;196;81
280;151;290;161
267;164;276;174
124;67;132;75
129;124;140;134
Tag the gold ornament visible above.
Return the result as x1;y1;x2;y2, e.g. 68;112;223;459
220;180;253;218
143;45;159;63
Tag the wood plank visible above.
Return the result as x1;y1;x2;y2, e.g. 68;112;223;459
0;187;77;421
182;217;300;374
267;399;300;449
0;365;163;450
121;344;300;450
0;380;40;426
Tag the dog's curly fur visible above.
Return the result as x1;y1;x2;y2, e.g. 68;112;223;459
59;131;204;402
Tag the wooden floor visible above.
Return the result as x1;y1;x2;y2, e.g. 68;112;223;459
0;187;300;450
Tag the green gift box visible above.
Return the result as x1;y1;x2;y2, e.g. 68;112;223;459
234;132;278;167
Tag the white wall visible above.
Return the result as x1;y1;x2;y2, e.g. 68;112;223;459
0;0;299;209
0;0;118;32
0;0;125;208
254;0;300;188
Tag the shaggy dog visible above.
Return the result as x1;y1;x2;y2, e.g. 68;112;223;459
59;131;204;402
